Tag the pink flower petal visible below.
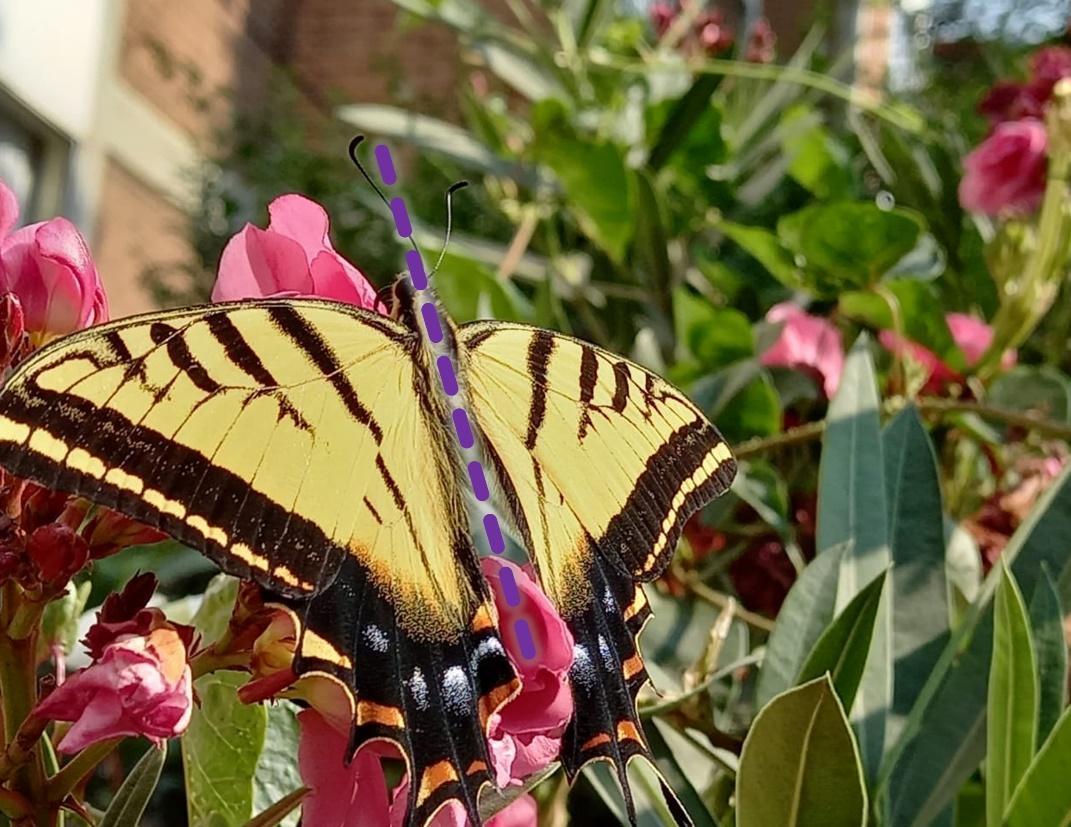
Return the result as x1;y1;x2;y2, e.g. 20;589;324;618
310;251;379;307
487;794;538;827
0;180;18;240
959;120;1048;216
213;225;314;302
266;194;333;263
298;709;392;827
760;303;844;398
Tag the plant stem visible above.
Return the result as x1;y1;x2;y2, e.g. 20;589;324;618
677;572;776;633
0;583;49;826
44;738;121;806
732;395;1071;461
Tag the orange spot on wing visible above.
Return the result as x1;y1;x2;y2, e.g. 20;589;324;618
416;760;459;807
478;679;520;729
466;760;488;776
356;700;404;729
623;589;648;622
470;603;495;632
616;720;643;743
622;653;645;681
581;733;612;752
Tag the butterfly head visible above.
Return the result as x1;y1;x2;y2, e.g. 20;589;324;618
379;277;421;330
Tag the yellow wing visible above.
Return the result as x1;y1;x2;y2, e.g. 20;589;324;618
0;300;475;635
459;322;735;615
0;299;524;826
459;320;735;820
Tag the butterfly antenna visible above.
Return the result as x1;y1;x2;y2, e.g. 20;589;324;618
347;135;421;258
430;180;469;277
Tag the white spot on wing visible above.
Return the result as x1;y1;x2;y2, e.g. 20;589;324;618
409;668;429;711
602;587;616;614
363;625;389;653
598;635;614;671
470;637;506;672
571;644;596;688
442;666;472;716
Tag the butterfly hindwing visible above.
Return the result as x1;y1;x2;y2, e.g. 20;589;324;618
461;322;736;824
0;299;520;827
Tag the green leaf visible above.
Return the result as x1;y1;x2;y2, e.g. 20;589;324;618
538;133;636;262
432;252;531;323
880;465;1071;827
817;336;890;781
797;572;887;711
737;676;867;827
673;288;753;368
252;702;304;827
987;565;1039;827
883;407;950;746
100;743;167;827
648;721;721;827
336;104;521;178
41;580;92;655
634;170;673;318
715;373;782;443
779;202;923;290
756;544;848;708
192;575;240;646
1005;706;1071;827
782;105;853;199
1028;567;1067;745
840;281;963;371
988;366;1071;424
183;672;267;826
648;74;721;171
468;39;565;101
718;222;812;295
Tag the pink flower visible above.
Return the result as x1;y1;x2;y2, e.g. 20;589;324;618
695;10;734;55
879;312;1017;393
649;2;676;37
979;82;1046;125
35;628;192;753
481;558;574;788
0;180;107;340
745;18;776;64
297;710;393;827
34;574;194;752
959;120;1048;215
1029;46;1071;100
212;194;379;309
760;303;844;398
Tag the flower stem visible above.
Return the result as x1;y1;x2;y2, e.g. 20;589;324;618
44;737;121;806
0;582;50;825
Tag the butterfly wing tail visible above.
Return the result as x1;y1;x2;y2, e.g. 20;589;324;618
560;551;694;827
285;553;521;827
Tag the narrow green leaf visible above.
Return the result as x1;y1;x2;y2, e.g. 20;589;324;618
244;787;309;827
987;565;1039;827
756;544;848;708
634;170;673;320
817;336;891;781
100;743;167;827
797;572;887;711
883;406;950;747
718;222;811;295
989;366;1071;424
335;104;522;179
879;467;1071;827
1029;566;1067;745
183;672;268;826
648;74;720;171
648;721;721;827
1005;706;1071;827
737;676;867;827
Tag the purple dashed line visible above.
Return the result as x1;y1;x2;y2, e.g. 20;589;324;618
468;461;489;501
421;304;443;343
375;145;397;185
452;409;474;449
436;355;458;395
375;143;534;660
389;197;412;237
406;249;428;290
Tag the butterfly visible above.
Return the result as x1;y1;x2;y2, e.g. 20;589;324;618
0;275;735;826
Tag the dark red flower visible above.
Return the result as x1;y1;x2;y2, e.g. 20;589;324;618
745;17;776;63
26;524;89;584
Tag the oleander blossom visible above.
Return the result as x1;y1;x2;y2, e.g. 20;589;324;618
33;574;194;752
760;302;844;398
211;193;379;308
0;179;107;341
958;120;1048;216
878;312;1017;393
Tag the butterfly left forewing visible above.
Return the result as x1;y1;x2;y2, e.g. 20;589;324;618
460;321;736;824
0;300;520;827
